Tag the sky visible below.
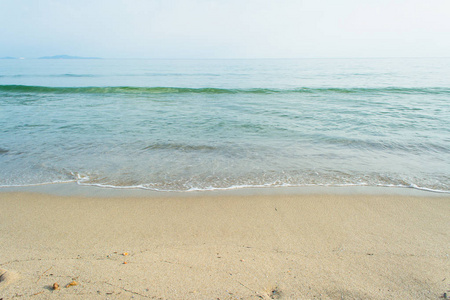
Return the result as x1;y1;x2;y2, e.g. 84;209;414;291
1;0;449;59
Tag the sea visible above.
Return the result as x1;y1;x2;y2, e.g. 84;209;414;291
0;58;449;193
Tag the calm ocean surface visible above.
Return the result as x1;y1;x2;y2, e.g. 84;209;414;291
0;58;449;192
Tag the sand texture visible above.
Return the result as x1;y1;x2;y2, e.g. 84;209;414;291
0;191;449;299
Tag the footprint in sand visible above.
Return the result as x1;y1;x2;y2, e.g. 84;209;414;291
0;268;19;290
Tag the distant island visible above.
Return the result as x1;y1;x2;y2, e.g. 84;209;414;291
38;55;101;59
0;56;18;59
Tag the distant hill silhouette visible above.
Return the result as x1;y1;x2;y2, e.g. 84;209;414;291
39;55;101;59
0;56;18;59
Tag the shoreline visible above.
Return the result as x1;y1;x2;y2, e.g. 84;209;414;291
1;181;448;198
1;187;449;299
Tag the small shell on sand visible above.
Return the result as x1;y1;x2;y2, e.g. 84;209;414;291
52;282;60;290
66;281;78;288
122;252;129;256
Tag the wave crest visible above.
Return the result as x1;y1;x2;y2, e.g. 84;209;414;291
1;85;449;95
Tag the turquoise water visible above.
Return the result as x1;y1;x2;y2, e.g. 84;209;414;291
1;58;449;192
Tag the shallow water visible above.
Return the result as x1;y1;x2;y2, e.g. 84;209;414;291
1;58;449;192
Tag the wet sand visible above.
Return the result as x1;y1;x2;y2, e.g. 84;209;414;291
0;190;449;299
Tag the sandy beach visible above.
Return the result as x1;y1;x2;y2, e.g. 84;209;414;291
0;189;449;299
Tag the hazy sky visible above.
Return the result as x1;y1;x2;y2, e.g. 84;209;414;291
1;0;449;58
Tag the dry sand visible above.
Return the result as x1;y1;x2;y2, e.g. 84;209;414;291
0;190;449;299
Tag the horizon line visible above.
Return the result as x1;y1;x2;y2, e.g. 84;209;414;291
2;56;450;60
